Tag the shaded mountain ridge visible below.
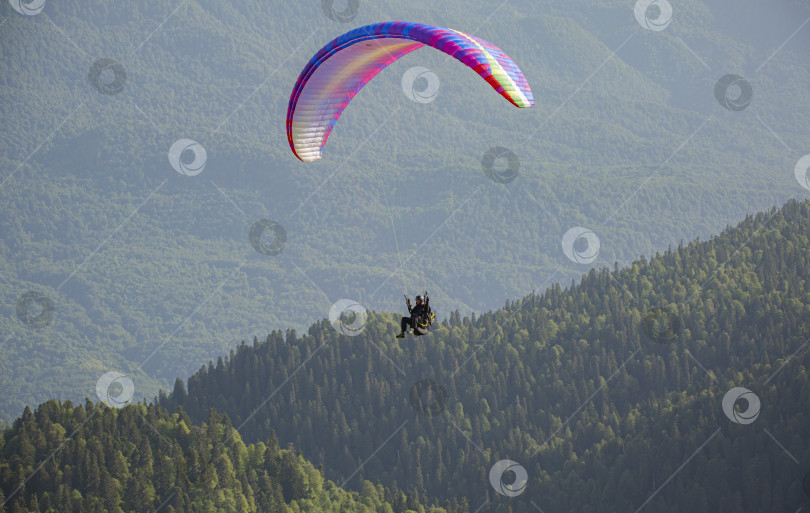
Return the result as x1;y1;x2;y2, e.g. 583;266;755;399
160;198;810;512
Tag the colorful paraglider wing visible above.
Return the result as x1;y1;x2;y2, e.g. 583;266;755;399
287;22;534;162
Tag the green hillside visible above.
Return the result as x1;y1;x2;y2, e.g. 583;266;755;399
0;401;452;513
160;199;810;512
1;0;809;424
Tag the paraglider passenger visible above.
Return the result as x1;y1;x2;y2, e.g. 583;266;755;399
397;295;427;338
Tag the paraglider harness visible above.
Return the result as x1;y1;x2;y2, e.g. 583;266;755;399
405;292;435;336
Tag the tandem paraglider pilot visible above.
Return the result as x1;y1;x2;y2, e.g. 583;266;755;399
397;293;434;338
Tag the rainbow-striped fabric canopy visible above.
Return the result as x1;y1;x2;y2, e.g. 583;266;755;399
286;21;534;162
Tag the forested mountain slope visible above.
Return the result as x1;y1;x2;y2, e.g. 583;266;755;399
0;401;451;513
161;199;810;512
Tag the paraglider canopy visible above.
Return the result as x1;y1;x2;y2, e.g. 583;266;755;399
286;21;534;162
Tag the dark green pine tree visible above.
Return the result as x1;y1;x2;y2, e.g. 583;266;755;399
173;378;187;405
279;451;309;502
406;488;420;511
394;490;408;513
256;470;286;512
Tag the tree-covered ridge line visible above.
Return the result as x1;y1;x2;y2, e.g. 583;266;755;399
0;400;460;513
159;199;810;512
